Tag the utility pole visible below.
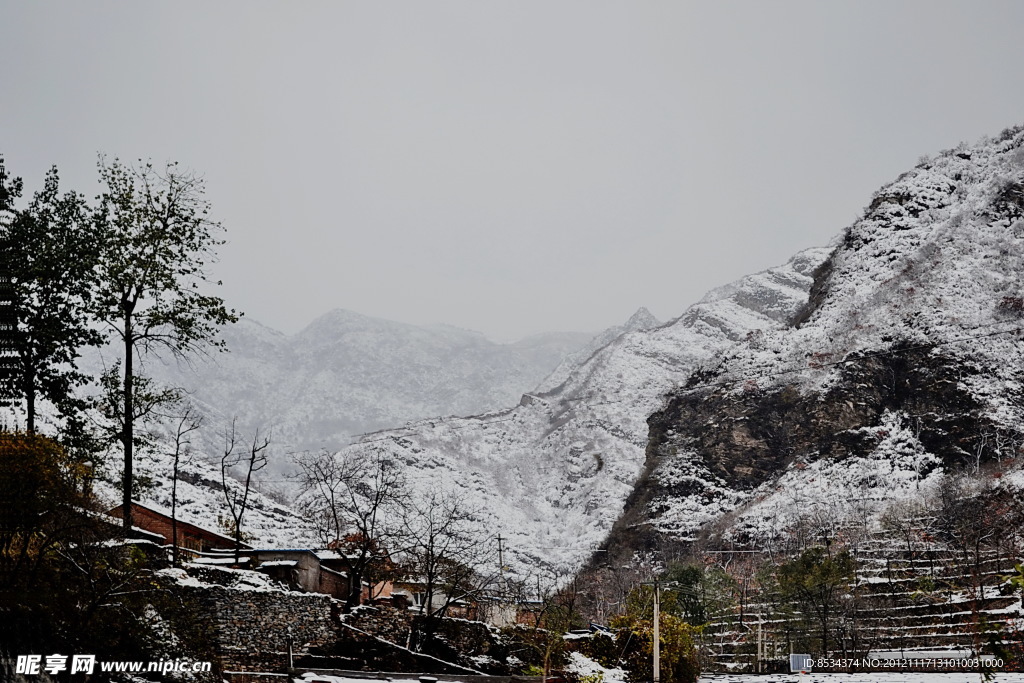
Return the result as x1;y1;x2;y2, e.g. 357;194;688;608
642;579;669;683
641;579;694;683
653;579;661;683
286;626;294;671
497;534;505;586
756;616;763;674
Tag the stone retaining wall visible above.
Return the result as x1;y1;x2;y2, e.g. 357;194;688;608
176;581;338;672
342;605;412;646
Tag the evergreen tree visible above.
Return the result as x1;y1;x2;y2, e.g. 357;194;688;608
0;156;19;404
0;161;102;433
776;546;855;656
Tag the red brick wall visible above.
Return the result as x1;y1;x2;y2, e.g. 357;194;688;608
109;504;241;552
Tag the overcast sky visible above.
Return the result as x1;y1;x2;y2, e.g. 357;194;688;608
4;2;1024;341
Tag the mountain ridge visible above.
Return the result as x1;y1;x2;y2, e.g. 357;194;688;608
112;125;1024;592
332;247;830;574
127;308;601;459
622;124;1024;555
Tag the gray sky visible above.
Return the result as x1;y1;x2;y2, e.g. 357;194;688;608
4;2;1024;341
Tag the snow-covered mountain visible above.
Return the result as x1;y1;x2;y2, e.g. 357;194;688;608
627;124;1024;552
122;309;599;458
86;309;648;546
535;307;661;392
323;125;1024;578
333;248;829;574
112;124;1024;579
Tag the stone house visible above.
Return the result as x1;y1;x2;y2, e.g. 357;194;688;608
241;548;351;599
314;548;396;604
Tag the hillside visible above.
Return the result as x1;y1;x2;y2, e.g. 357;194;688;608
331;247;829;574
84;309;652;547
623;125;1024;551
91;125;1024;595
83;309;602;465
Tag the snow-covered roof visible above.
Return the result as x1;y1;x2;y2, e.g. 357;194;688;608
192;557;237;566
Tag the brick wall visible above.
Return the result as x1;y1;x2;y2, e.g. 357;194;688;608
110;503;242;552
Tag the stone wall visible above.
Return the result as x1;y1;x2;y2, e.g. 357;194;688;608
341;605;412;647
429;617;499;659
162;569;514;675
170;578;338;672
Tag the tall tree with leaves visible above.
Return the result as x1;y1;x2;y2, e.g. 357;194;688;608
92;158;238;531
0;156;22;406
777;546;855;656
0;161;102;434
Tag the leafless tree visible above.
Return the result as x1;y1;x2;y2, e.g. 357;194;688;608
293;447;406;610
514;567;587;680
399;491;489;651
167;404;202;566
220;418;269;564
974;432;989;475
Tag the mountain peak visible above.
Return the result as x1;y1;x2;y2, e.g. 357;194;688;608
624;307;660;331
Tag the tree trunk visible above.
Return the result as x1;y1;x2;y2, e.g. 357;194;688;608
25;367;35;434
171;458;179;567
345;567;363;612
820;607;829;658
121;316;133;532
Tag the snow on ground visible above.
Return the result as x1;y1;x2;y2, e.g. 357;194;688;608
91;437;318;548
291;672;1024;683
699;675;1024;683
647;408;948;542
565;651;629;683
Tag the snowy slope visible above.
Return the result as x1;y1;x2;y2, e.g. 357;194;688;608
90;127;1024;564
534;307;661;392
331;248;829;574
640;125;1024;544
89;428;317;549
84;310;595;465
76;311;633;547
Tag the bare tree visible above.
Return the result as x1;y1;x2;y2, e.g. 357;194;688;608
531;569;588;681
220;418;269;564
974;432;989;475
399;491;489;651
293;447;406;610
167;404;202;566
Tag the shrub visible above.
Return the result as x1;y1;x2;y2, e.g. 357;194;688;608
609;613;700;683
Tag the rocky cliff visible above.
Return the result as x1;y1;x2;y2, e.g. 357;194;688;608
617;124;1024;554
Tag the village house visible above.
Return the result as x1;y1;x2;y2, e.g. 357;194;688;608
390;577;478;621
237;548;350;599
107;503;410;609
314;548;397;604
107;501;250;556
